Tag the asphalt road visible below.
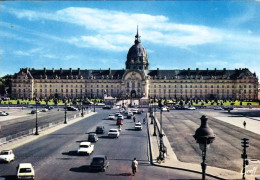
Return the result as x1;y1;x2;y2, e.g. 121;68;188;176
0;109;203;180
0;108;83;138
156;109;260;173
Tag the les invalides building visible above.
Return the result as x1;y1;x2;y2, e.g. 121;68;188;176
11;30;259;101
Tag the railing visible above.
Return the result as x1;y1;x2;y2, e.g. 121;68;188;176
0;109;92;146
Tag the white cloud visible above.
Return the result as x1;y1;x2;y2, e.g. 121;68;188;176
14;50;31;56
196;61;228;67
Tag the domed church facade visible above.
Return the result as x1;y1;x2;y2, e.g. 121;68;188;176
11;30;259;101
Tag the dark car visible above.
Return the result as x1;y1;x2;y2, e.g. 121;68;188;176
90;155;109;172
45;105;54;110
66;106;78;111
96;126;105;134
88;133;98;142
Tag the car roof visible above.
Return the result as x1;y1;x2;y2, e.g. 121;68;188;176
109;129;118;131
80;142;91;145
18;163;33;168
1;150;12;152
89;133;97;135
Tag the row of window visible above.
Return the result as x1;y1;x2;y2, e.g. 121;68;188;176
151;84;256;88
150;89;255;94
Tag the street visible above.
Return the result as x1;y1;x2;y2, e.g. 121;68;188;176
0;108;203;180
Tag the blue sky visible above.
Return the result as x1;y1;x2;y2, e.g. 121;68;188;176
1;1;260;78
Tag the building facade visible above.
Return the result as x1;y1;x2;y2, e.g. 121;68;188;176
11;31;259;100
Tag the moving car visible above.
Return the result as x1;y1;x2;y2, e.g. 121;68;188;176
0;111;8;116
77;142;94;155
108;114;116;120
161;106;169;112
45;105;54;110
108;129;120;138
88;133;98;142
16;163;35;180
130;108;138;114
96;126;105;134
126;112;133;119
90;155;109;172
117;114;124;120
134;122;142;130
0;150;15;163
116;119;123;125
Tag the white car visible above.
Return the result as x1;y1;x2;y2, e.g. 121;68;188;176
108;129;120;138
0;150;15;163
0;111;8;116
117;114;124;120
17;163;35;180
77;142;94;155
130;108;138;114
187;106;196;110
41;108;48;112
108;114;116;120
134;122;142;130
161;107;169;112
214;106;223;110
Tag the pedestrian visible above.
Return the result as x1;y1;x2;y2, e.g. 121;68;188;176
133;115;136;122
243;121;246;128
131;158;138;176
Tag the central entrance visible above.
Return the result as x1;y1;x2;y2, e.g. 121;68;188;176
131;90;136;98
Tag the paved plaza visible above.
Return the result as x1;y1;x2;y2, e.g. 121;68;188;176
154;108;260;177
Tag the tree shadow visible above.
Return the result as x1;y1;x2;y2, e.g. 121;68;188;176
125;128;137;131
98;136;112;139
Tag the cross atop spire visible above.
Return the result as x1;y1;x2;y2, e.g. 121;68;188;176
135;25;141;44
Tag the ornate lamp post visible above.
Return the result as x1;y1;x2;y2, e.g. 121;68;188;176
81;100;84;117
64;101;67;124
193;115;215;180
159;108;164;153
35;99;39;135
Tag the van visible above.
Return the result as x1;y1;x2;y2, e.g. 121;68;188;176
17;163;35;180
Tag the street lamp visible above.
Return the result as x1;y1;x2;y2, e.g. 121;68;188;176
35;99;39;135
193;115;215;180
159;108;164;154
64;102;67;124
81;100;84;117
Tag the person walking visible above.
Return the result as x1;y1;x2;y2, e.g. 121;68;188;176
133;115;136;122
131;158;138;176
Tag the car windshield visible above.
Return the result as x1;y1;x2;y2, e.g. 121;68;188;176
19;168;32;173
0;151;9;155
89;135;95;138
80;145;89;148
92;158;104;164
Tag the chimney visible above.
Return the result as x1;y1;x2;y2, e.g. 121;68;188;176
60;68;63;74
43;67;46;73
52;68;55;73
109;68;111;75
78;68;80;75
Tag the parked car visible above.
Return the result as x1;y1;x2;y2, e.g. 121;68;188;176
108;114;116;120
16;163;35;180
77;142;94;155
31;109;39;114
134;122;142;130
130;108;138;114
41;108;48;112
187;106;196;110
214;106;223;110
88;133;98;142
0;111;8;116
0;150;15;163
66;106;78;111
96;126;105;134
102;106;112;109
161;106;169;112
223;106;234;110
108;129;120;138
90;155;109;172
45;105;54;110
137;109;142;114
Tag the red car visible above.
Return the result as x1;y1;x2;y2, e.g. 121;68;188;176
116;119;123;125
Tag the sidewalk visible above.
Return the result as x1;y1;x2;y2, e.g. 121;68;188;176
0;112;96;150
147;115;254;180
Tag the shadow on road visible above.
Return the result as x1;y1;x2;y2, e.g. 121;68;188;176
1;175;17;180
62;150;78;156
106;172;132;177
125;128;137;131
70;165;100;173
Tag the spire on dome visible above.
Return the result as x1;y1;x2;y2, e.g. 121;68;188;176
135;25;141;44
